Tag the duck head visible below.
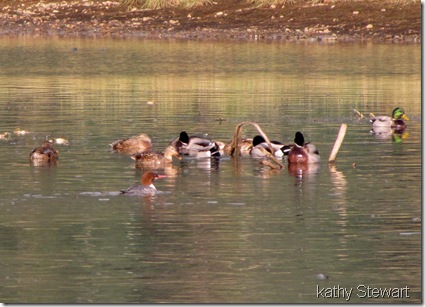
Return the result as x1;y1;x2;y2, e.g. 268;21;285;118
164;145;182;160
179;131;190;144
294;131;305;147
141;172;166;188
392;107;409;121
252;135;266;147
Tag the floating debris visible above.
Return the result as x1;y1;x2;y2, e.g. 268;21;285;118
49;137;70;145
400;232;421;236
0;132;11;139
353;109;364;119
14;128;30;135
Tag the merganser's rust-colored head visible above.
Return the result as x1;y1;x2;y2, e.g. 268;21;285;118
141;171;166;188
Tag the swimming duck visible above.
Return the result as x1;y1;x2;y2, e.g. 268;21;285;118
370;107;409;131
29;141;59;165
110;133;152;155
171;131;216;156
121;171;166;196
195;142;223;159
287;132;320;164
131;145;181;168
250;135;291;159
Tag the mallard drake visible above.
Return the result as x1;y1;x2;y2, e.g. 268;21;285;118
288;132;320;164
250;135;291;159
110;133;152;155
121;171;166;196
370;107;409;131
131;145;181;168
195;142;224;159
29;141;59;165
171;131;216;156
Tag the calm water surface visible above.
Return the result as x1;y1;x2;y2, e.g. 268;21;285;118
0;37;421;303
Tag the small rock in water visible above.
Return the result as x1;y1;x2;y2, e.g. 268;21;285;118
316;273;329;280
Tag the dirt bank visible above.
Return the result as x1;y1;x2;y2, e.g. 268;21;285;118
0;0;421;42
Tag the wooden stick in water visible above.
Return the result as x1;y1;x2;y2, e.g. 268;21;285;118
229;121;276;156
328;123;347;163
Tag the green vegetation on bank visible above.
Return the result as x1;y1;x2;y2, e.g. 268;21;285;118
118;0;419;10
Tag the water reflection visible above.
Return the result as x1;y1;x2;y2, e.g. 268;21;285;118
287;162;321;181
370;126;409;143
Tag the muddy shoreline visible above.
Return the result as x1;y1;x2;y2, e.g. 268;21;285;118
0;1;421;43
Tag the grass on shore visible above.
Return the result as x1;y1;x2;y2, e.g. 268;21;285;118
119;0;419;10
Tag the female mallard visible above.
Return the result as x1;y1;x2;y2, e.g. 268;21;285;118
370;107;409;131
288;132;320;164
110;133;152;155
131;145;181;168
29;141;59;165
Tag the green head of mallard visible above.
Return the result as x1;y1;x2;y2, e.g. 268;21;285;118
392;107;409;121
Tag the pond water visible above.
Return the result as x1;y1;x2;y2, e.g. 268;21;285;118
0;37;421;303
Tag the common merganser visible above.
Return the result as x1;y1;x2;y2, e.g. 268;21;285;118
29;141;59;165
370;107;409;131
131;145;181;168
288;132;320;164
110;133;152;155
250;135;290;159
121;171;166;196
172;131;215;156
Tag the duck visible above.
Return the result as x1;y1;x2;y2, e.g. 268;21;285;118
171;131;216;156
223;138;254;156
287;132;320;164
29;141;59;165
250;135;291;159
121;171;166;196
131;145;181;168
195;141;223;159
370;107;409;131
110;133;152;155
